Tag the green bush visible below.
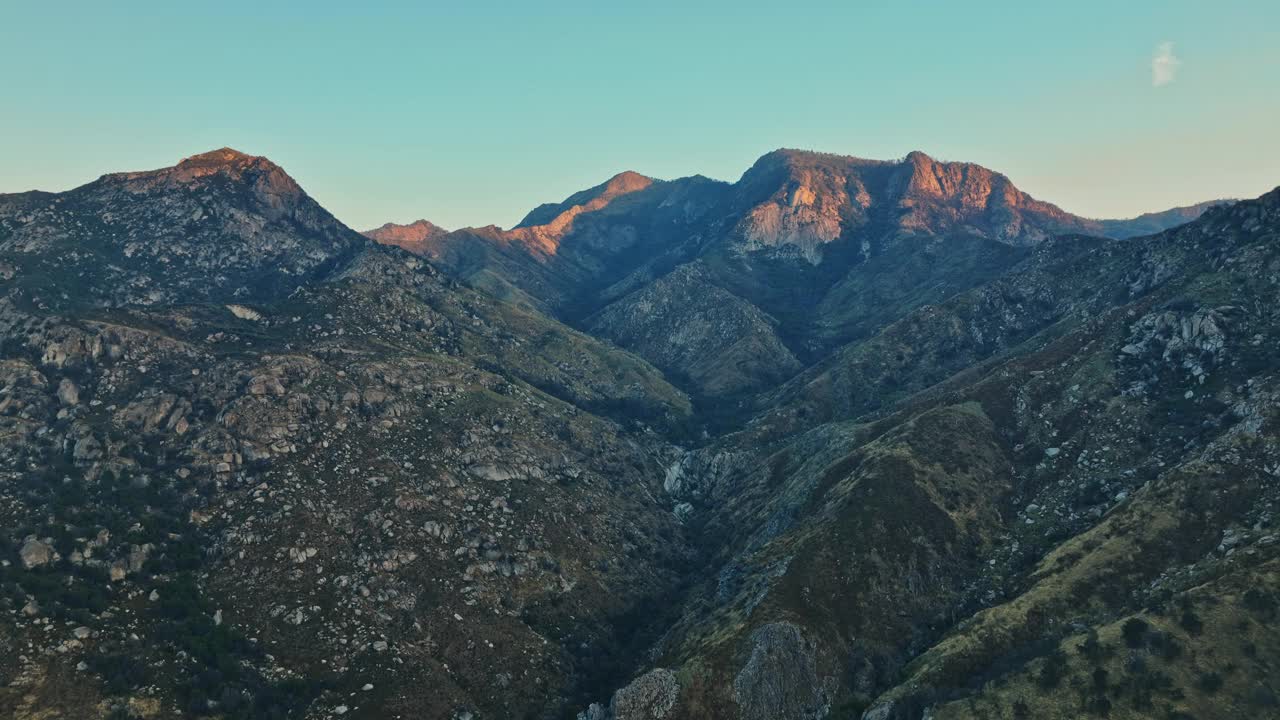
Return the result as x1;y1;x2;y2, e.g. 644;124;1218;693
1122;617;1150;648
1243;589;1277;619
89;652;150;695
1036;649;1069;690
1179;609;1203;635
1197;671;1224;694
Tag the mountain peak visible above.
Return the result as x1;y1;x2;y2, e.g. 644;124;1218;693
513;170;655;231
735;147;1089;260
93;147;310;208
177;147;263;167
362;219;450;253
903;149;935;165
172;146;284;179
602;170;652;195
0;147;364;309
739;149;893;190
99;147;288;191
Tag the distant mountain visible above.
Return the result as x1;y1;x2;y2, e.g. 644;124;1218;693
1097;199;1235;238
362;218;449;253
0;148;367;309
372;149;1226;402
729;149;1094;261
513;170;655;233
398;172;728;314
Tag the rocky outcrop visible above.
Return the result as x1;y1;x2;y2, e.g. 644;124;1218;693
55;378;79;406
734;149;1097;263
18;537;57;569
733;623;832;720
579;668;681;720
612;668;680;719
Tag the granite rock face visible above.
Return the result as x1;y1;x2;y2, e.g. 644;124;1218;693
612;668;680;720
733;623;832;720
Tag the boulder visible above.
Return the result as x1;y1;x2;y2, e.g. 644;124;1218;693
19;537;56;569
612;668;679;720
72;434;103;462
57;378;80;406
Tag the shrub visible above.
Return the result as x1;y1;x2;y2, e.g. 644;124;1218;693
1122;617;1150;648
1078;631;1113;662
1179;609;1203;635
89;652;150;695
1148;631;1182;660
1243;588;1277;619
1197;672;1224;694
1037;649;1069;690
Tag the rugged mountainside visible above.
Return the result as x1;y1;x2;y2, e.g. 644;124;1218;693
606;188;1280;720
0;149;367;309
397;171;729;316
0;146;1268;720
381;150;1224;404
0;150;698;720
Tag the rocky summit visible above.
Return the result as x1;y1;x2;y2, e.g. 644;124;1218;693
0;147;1275;720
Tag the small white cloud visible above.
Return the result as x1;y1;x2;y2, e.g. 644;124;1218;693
1151;41;1181;87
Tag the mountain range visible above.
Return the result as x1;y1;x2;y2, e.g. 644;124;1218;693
0;146;1274;720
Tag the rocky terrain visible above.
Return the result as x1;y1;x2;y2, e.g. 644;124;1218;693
381;149;1227;404
1;146;1272;720
0;151;695;719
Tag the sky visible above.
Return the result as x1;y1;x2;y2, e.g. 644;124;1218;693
2;1;1278;230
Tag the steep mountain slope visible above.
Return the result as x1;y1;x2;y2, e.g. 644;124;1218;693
585;263;802;401
0;151;700;720
0;148;367;309
392;172;729;316
583;149;1219;401
586;188;1280;720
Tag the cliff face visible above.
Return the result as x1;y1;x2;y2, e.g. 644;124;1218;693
733;149;1095;262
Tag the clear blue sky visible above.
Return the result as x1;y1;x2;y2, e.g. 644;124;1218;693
2;1;1277;230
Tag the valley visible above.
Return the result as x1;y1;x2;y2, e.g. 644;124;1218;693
0;146;1275;720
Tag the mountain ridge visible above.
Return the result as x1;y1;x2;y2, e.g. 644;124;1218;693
362;148;1232;404
1;146;1274;720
